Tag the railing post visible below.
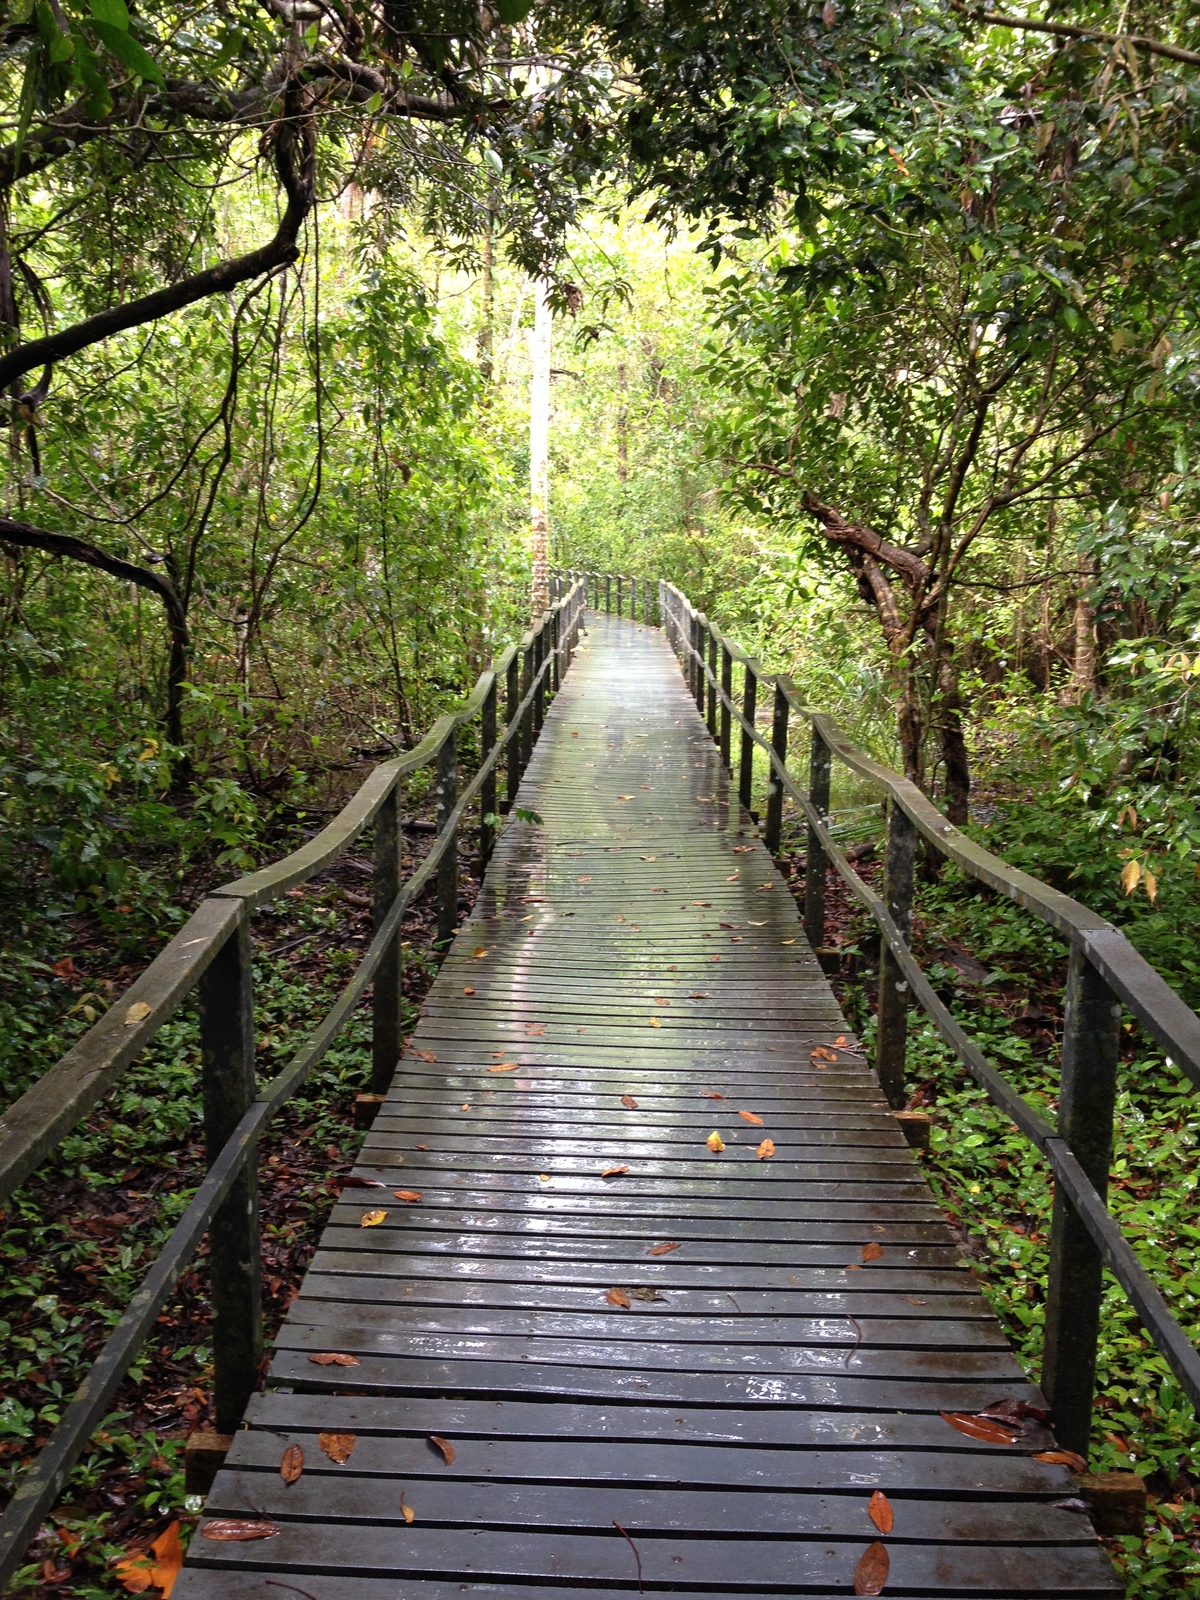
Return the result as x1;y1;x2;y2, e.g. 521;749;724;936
764;682;788;855
197;916;262;1434
506;652;520;806
1042;946;1121;1457
739;663;757;812
480;677;497;873
520;639;534;773
719;643;732;771
436;724;458;946
706;630;718;736
371;783;403;1092
875;798;916;1108
803;725;830;948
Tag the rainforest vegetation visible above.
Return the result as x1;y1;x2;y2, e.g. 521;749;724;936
2;0;1200;1592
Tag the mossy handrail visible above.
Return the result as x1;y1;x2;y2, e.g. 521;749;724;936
0;579;586;1591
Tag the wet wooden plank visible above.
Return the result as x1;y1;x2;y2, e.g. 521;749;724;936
184;611;1120;1597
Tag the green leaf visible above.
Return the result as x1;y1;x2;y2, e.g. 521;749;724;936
90;18;164;85
88;0;129;29
495;0;534;22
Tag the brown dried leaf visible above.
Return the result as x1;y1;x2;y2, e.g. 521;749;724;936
607;1287;632;1308
706;1131;725;1153
868;1490;893;1534
860;1241;884;1263
319;1432;356;1464
647;1241;680;1256
360;1209;388;1227
429;1435;456;1465
488;1062;520;1072
620;1094;638;1109
756;1138;776;1160
280;1444;304;1485
601;1165;629;1178
940;1410;1020;1444
1034;1449;1088;1473
394;1189;422;1202
308;1351;360;1367
853;1540;889;1595
738;1110;764;1125
201;1520;280;1542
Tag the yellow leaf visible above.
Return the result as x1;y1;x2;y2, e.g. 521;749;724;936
706;1131;725;1153
360;1209;388;1227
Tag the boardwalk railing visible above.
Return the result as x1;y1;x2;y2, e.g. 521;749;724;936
0;580;586;1588
552;567;1200;1457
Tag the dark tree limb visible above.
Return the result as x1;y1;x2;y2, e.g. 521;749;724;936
0;517;190;743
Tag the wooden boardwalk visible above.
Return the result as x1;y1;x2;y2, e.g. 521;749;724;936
179;612;1120;1597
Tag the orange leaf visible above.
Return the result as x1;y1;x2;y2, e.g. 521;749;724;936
429;1435;456;1465
488;1062;520;1072
200;1520;279;1542
1034;1449;1088;1472
601;1165;629;1178
738;1110;764;1125
308;1351;360;1367
756;1138;775;1160
360;1209;388;1227
853;1540;889;1596
319;1432;356;1464
607;1287;632;1308
280;1445;303;1485
940;1411;1020;1444
706;1131;725;1153
620;1094;638;1109
647;1241;680;1256
394;1189;422;1202
868;1490;893;1534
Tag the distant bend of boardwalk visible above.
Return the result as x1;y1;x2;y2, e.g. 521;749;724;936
177;611;1121;1599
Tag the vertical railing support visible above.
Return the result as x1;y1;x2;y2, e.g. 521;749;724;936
738;663;757;813
764;683;788;855
875;798;916;1108
803;726;831;949
719;643;732;771
436;725;458;946
506;653;520;806
480;677;497;873
1042;946;1121;1457
371;783;403;1091
198;917;262;1434
706;630;718;737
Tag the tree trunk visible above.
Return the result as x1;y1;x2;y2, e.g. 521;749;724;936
529;278;551;616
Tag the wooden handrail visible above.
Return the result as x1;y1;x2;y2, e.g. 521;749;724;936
0;579;587;1590
570;569;1200;1464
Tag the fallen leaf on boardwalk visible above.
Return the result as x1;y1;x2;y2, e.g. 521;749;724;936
601;1165;629;1178
706;1131;725;1153
280;1445;304;1485
200;1520;279;1543
868;1490;894;1534
861;1242;884;1263
700;1091;724;1100
308;1352;360;1367
394;1190;422;1202
620;1095;638;1109
853;1540;889;1595
320;1433;356;1464
647;1241;680;1256
408;1047;437;1063
340;1175;387;1189
116;1519;184;1595
360;1209;388;1227
738;1110;764;1125
1035;1449;1088;1473
607;1287;633;1308
488;1062;520;1072
648;1017;663;1028
401;1498;415;1524
941;1411;1020;1444
757;1138;776;1160
429;1435;456;1464
463;986;475;995
472;947;488;958
124;1001;152;1026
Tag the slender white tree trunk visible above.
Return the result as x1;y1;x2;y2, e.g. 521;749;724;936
529;278;551;616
